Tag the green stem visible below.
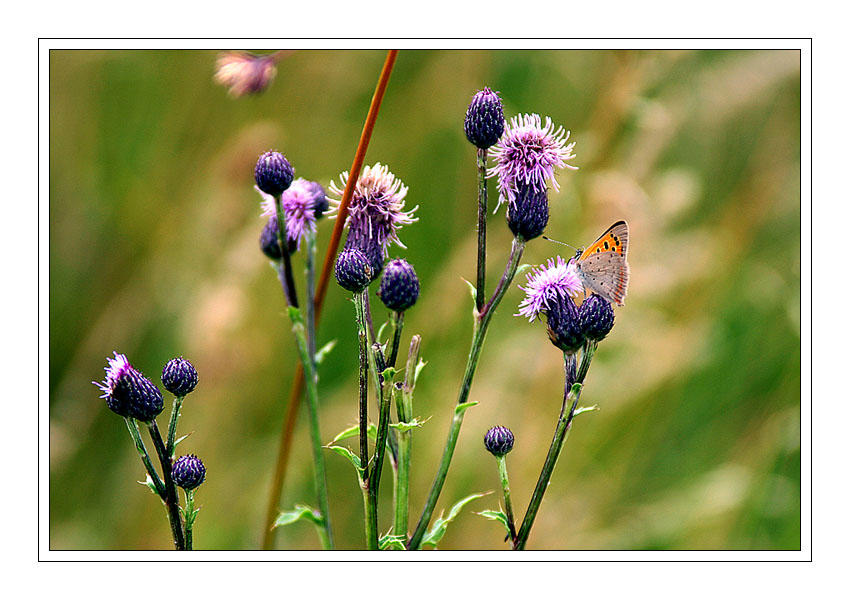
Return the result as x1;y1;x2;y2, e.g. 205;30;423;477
183;488;196;550
368;342;393;546
513;345;596;550
475;147;488;313
123;417;165;499
165;395;184;458
272;194;299;308
354;291;370;482
394;335;421;539
497;455;518;544
387;310;404;368
146;420;186;550
361;477;378;550
408;237;526;549
287;307;334;549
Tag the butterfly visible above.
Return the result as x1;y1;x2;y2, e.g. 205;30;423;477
573;220;630;306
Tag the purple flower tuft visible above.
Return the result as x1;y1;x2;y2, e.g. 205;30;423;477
214;52;277;97
93;352;164;421
258;178;326;250
464;87;505;149
172;454;206;490
254;151;294;196
517;256;583;322
490;113;577;211
162;357;198;397
328;163;418;258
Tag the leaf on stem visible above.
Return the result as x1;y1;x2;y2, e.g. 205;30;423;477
378;533;407;550
325;444;366;479
173;431;193;449
330;423;377;444
572;405;599;417
389;416;431;432
462;277;477;302
475;509;512;537
138;474;162;497
314;340;338;365
287;306;305;324
272;504;323;529
420;491;490;548
454;401;479;416
413;359;427;387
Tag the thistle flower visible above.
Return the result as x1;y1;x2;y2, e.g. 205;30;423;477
172;454;206;490
490;113;578;210
161;357;198;397
93;352;164;422
254;151;294;196
506;182;549;241
464;87;505;149
258;178;325;250
517;256;583;322
334;247;372;293
378;258;420;312
484;426;515;458
579;294;615;342
328;163;418;257
343;229;384;281
214;51;277;97
546;295;584;354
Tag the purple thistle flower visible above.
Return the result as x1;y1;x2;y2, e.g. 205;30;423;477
93;352;164;421
214;52;278;97
172;454;206;490
327;163;418;258
464;87;505;149
258;178;325;250
516;256;583;322
490;113;578;211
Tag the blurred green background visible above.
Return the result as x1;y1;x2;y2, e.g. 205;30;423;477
49;49;801;550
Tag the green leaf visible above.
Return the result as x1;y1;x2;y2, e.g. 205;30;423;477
454;401;478;416
381;366;398;382
376;321;389;345
326;444;365;478
378;533;407;550
573;405;599;417
389;416;430;432
516;263;532;276
314;340;337;365
476;509;512;537
272;504;322;529
330;423;377;444
421;492;490;548
462;277;476;302
413;358;427;386
173;432;192;448
287;306;304;324
138;474;161;497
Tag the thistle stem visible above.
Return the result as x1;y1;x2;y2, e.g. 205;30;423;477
408;237;526;549
183;489;196;550
354;291;370;482
123;417;165;499
497;455;518;544
361;477;378;550
370;343;393;503
272;195;300;309
262;49;398;548
146;420;186;550
394;336;420;539
165;395;184;458
513;345;596;550
475;147;488;312
387;310;404;368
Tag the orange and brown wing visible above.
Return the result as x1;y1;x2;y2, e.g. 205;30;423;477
578;220;629;261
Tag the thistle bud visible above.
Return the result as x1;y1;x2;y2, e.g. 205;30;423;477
93;353;165;422
172;454;206;490
161;357;198;397
507;183;549;241
579;294;615;342
254;151;294;196
378;259;420;312
546;295;584;354
464;87;505;149
344;229;384;281
334;247;372;293
259;215;283;259
484;426;515;458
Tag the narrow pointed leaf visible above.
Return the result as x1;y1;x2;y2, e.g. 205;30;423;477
421;492;490;548
272;504;322;529
331;423;377;444
378;534;407;550
476;509;512;537
314;339;337;365
454;401;478;416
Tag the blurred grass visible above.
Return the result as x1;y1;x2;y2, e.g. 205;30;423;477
49;49;801;550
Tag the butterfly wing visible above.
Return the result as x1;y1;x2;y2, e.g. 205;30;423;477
576;221;630;306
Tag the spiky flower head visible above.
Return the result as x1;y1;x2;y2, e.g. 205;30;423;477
258;178;325;250
506;182;550;241
328;163;418;258
484;426;515;458
517;256;583;322
93;352;164;421
161;357;198;397
334;247;373;293
464;87;505;149
579;294;615;342
490;113;577;210
254;151;294;196
260;215;284;259
172;454;206;490
214;51;277;97
378;259;420;312
546;295;584;354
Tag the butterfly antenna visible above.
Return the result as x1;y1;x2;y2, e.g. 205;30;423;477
542;236;579;252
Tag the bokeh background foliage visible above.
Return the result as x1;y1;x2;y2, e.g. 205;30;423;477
49;49;801;550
